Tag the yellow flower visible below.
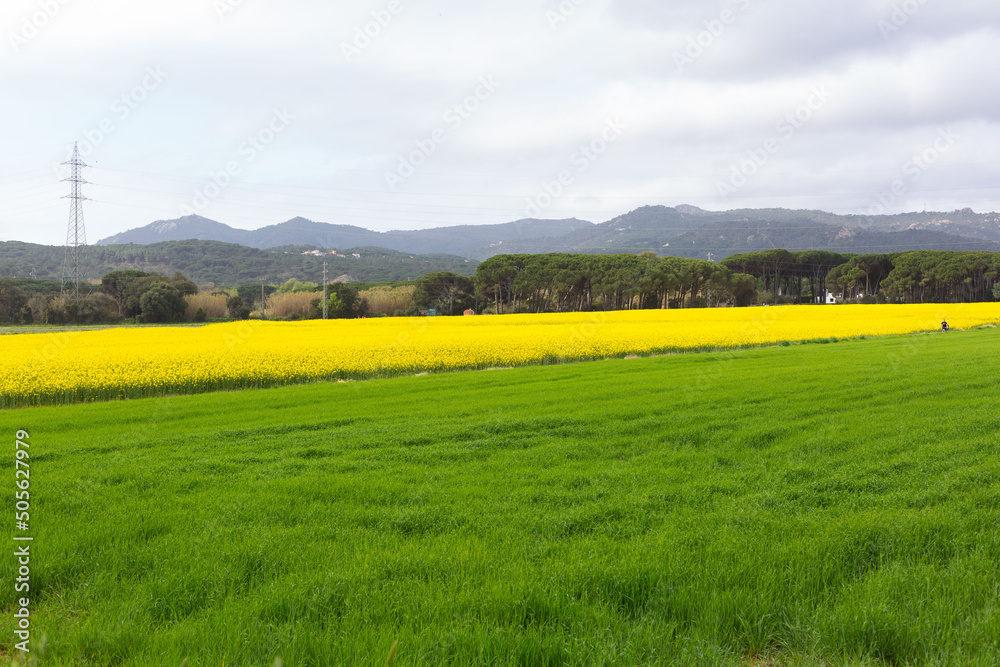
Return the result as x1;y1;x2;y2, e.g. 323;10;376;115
2;303;997;407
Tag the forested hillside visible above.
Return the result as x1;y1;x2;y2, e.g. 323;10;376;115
0;240;476;285
661;219;1000;258
480;206;1000;258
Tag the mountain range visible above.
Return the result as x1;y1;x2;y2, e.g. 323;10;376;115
96;206;1000;260
97;216;592;260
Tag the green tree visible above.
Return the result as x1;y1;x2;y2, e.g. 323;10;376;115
226;295;251;320
138;283;187;323
415;271;475;315
123;276;170;318
0;278;28;323
324;283;368;319
723;272;757;307
103;271;197;319
75;293;120;324
100;270;149;314
169;271;199;297
277;278;319;293
475;255;525;313
792;251;847;303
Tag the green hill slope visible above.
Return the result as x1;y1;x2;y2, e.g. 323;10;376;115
0;240;476;285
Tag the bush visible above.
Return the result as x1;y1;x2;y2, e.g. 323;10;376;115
193;307;206;323
325;283;368;319
43;294;122;325
25;297;44;323
137;284;187;323
226;295;251;320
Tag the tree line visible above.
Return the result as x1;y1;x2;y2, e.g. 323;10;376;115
471;250;1000;312
722;249;1000;304
473;253;756;312
0;270;380;325
4;249;1000;325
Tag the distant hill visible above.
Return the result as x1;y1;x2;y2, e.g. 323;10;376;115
660;219;1000;258
0;240;476;286
842;208;1000;244
98;216;255;246
97;215;593;260
490;205;708;255
90;205;1000;262
489;205;1000;257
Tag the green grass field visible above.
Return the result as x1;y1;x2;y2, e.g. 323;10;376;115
2;329;999;665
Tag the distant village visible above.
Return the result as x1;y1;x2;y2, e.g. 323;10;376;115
294;249;361;258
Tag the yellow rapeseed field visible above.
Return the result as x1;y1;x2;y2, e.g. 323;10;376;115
2;303;999;407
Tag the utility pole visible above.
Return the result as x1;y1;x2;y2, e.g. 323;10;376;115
261;280;265;313
322;262;328;319
60;142;89;299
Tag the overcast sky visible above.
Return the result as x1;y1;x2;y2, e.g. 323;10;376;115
2;0;999;245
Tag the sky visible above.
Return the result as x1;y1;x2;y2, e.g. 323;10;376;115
1;0;999;245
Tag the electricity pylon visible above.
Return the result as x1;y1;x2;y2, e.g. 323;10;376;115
60;142;89;299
